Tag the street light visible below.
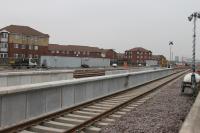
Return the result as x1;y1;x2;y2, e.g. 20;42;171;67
169;41;174;67
188;12;200;95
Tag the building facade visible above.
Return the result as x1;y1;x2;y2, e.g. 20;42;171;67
0;25;49;63
125;47;152;66
48;44;104;58
152;55;167;67
0;30;9;64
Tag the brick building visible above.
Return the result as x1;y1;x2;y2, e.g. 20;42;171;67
48;44;103;58
0;25;49;63
101;49;118;64
152;55;167;67
125;47;152;66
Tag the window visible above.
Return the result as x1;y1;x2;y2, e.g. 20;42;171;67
4;53;8;58
0;43;8;48
34;45;38;50
14;53;19;58
66;51;69;54
14;44;19;48
29;54;32;58
2;32;8;38
137;51;139;54
21;54;25;58
78;51;80;54
34;37;38;43
0;54;3;58
22;35;26;40
21;44;26;49
51;50;55;54
29;45;33;50
15;35;20;40
34;54;39;58
56;50;59;53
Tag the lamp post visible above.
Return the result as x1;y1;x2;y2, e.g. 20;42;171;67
169;41;173;67
188;12;200;95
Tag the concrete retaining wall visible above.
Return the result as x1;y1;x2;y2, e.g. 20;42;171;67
0;70;74;87
0;68;173;128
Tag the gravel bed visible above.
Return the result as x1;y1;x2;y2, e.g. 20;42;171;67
101;77;195;133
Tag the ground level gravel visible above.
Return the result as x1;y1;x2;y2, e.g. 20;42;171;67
101;76;195;133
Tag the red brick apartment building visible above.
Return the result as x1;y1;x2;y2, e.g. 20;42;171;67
0;24;121;65
48;44;104;58
125;47;152;66
0;25;49;63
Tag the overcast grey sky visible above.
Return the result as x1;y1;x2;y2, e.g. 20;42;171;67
0;0;200;60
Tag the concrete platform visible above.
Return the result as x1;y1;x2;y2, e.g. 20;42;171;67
179;92;200;133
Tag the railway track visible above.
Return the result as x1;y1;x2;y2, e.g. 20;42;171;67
1;69;188;133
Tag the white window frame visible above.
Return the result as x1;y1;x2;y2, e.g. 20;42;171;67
29;45;33;50
14;44;19;49
14;53;19;58
34;45;38;50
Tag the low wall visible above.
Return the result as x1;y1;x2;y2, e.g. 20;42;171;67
0;68;173;128
179;92;200;133
0;70;74;87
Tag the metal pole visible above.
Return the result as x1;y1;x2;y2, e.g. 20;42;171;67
170;45;171;65
192;16;196;73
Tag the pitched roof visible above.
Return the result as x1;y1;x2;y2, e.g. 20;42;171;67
152;55;166;60
48;44;102;52
0;25;49;37
128;47;151;52
101;49;117;53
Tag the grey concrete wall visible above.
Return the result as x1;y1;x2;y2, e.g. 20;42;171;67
81;58;110;67
0;68;173;128
40;56;110;68
41;56;82;68
0;70;74;87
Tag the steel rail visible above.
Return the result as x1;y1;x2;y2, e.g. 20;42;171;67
66;69;188;132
